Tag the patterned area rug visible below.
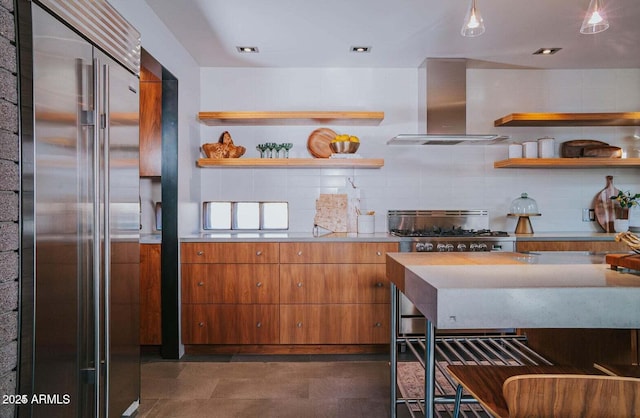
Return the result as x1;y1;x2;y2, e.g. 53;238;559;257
396;362;486;415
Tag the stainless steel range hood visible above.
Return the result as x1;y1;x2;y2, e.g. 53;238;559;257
387;58;508;145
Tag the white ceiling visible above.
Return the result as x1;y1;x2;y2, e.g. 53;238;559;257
144;0;640;69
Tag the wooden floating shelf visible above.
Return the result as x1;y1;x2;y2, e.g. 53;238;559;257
494;112;640;127
197;111;384;126
494;158;640;168
196;158;385;168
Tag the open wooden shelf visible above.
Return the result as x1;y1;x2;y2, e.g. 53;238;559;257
494;158;640;168
197;111;384;126
196;158;384;168
494;112;640;127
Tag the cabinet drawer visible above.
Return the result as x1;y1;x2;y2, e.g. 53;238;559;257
280;264;389;304
181;242;279;263
279;242;398;264
515;240;629;253
279;304;389;344
182;264;279;304
182;304;279;344
280;305;356;344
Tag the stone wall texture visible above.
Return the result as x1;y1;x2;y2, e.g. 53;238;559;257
0;0;17;417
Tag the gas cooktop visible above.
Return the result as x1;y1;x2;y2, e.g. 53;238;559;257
389;227;509;238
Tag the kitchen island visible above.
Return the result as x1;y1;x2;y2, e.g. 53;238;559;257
386;251;640;418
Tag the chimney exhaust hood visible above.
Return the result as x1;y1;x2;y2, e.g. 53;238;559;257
387;58;508;145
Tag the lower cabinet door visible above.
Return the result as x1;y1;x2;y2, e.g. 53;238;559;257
182;304;279;344
280;305;356;344
279;304;390;344
356;304;390;344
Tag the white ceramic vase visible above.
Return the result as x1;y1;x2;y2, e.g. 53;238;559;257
614;219;629;233
628;206;640;232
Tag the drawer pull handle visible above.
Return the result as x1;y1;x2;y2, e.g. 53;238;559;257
256;250;262;256
256;322;262;328
376;251;382;256
197;251;204;256
376;282;384;288
198;322;204;327
375;322;382;327
297;282;303;288
296;322;303;328
198;281;204;287
256;282;262;288
297;251;303;256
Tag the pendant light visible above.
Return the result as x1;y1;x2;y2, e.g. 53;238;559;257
461;0;485;37
580;0;609;34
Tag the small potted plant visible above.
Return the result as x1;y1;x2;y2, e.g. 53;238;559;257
611;190;640;232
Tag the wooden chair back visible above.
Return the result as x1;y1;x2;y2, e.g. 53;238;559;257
502;374;640;418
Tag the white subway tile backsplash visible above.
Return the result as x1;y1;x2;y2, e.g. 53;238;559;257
195;67;640;233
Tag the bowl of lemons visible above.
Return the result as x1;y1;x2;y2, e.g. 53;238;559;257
329;134;360;153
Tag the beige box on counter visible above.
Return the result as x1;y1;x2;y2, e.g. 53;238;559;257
314;194;348;232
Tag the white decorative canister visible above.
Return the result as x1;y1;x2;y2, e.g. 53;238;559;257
629;205;640;232
538;137;555;158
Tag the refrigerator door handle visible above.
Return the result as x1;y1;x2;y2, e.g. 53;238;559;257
92;57;102;418
101;61;111;418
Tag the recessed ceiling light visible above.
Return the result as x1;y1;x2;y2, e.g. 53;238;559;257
351;46;371;53
533;47;561;55
236;46;259;53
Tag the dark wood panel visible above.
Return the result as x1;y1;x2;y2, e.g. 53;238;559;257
515;240;629;253
139;77;162;177
521;329;639;368
140;244;161;345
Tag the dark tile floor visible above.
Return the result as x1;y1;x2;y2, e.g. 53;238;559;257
138;354;409;418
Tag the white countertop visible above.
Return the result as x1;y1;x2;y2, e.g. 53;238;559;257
390;252;640;331
144;231;621;244
180;231;401;242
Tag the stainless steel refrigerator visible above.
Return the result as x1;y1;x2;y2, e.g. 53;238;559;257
18;1;141;417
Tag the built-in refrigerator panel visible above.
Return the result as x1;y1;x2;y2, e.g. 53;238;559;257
23;2;141;417
32;7;95;416
95;47;141;418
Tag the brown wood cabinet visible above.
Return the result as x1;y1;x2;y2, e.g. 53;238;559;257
182;304;279;344
279;242;396;345
140;244;161;345
515;238;638;367
181;242;279;263
180;240;398;351
515;239;629;253
139;66;162;177
182;264;279;304
181;242;279;345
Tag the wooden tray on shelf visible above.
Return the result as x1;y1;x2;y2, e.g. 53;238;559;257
307;128;336;158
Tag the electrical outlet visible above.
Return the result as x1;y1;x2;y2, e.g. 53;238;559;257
582;208;595;222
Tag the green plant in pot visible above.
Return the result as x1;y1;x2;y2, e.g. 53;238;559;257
611;190;640;220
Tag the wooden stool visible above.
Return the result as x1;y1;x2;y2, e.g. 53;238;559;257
446;365;600;418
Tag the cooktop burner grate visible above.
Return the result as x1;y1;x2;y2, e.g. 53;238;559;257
390;227;509;238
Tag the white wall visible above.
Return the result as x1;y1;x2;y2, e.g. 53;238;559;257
109;0;202;236
198;67;640;233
